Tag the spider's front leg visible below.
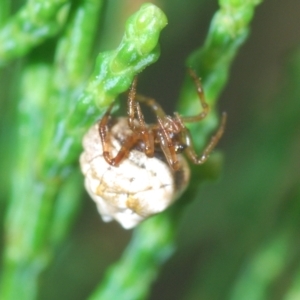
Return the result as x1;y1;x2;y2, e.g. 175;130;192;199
183;112;227;165
180;68;210;123
127;77;138;131
157;117;182;171
127;77;155;157
99;102;139;166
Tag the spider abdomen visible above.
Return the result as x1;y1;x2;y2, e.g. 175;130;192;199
80;118;190;229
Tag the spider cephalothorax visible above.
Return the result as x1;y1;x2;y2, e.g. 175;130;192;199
99;68;227;171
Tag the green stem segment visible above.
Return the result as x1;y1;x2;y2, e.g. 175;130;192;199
0;0;10;27
89;1;264;298
0;0;69;66
53;0;105;89
0;3;167;299
179;0;262;149
71;3;168;124
48;3;168;171
230;186;300;300
46;0;105;248
188;0;262;101
89;214;176;300
0;63;55;300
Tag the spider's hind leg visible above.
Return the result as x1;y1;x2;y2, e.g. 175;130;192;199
184;112;227;165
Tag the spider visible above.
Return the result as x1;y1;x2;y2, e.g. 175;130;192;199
99;68;227;171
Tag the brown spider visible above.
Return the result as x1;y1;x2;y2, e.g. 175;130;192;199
99;69;227;171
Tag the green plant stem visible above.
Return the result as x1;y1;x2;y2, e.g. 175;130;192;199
0;1;104;297
53;0;104;89
229;47;300;300
172;0;264;223
179;0;263;150
285;274;300;300
46;3;167;171
77;6;175;299
89;2;265;298
0;0;70;66
46;0;105;248
0;3;167;299
89;213;176;300
183;39;300;300
173;2;264;296
0;0;10;27
229;185;300;300
49;171;83;247
0;62;54;300
230;230;296;300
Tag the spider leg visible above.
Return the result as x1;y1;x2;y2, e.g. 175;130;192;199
98;101;138;165
184;112;227;164
135;102;155;157
127;74;167;121
99;101;117;165
109;134;140;166
180;68;210;123
157;117;181;171
135;94;166;118
127;76;138;130
127;78;157;157
99;78;155;165
134;94;171;157
99;104;140;166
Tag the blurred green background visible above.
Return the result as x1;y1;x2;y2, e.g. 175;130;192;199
1;0;300;299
